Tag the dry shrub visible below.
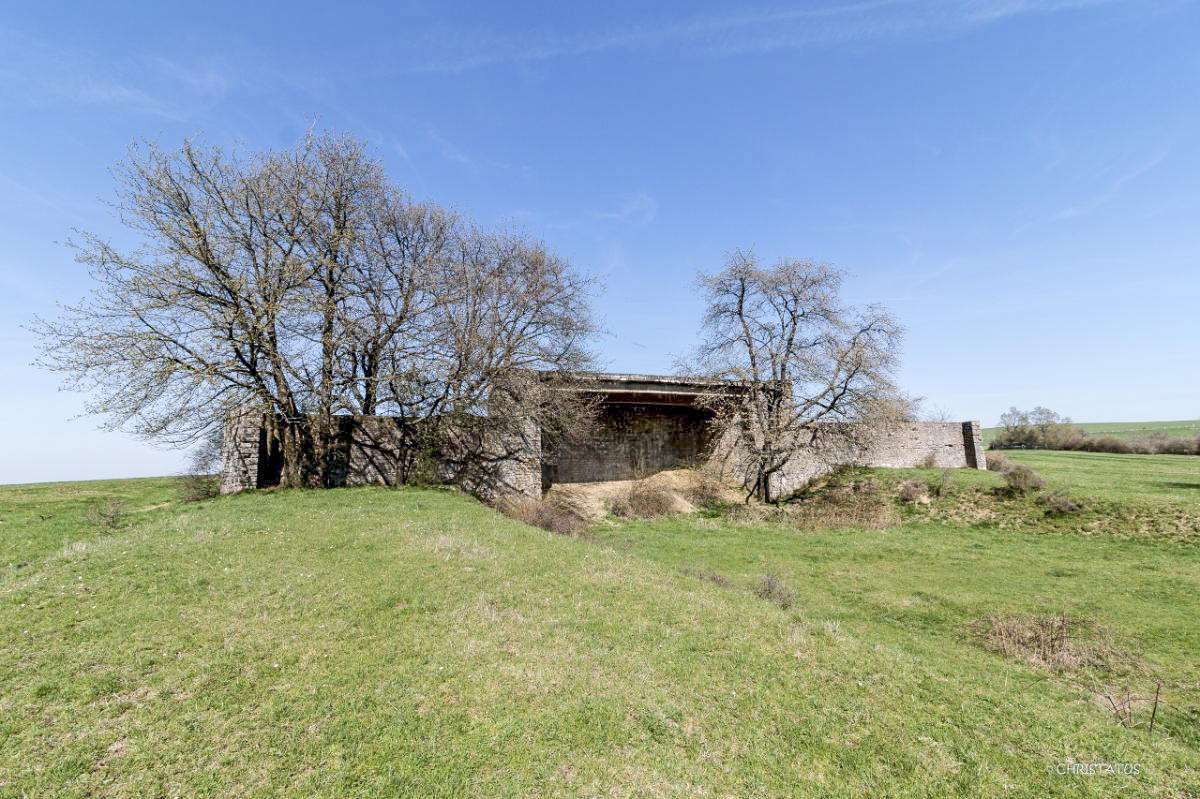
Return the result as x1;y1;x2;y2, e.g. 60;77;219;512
1038;490;1084;516
85;499;127;530
786;479;899;530
897;479;929;504
918;452;939;469
985;452;1013;472
929;468;956;498
753;574;796;610
684;471;734;510
500;496;590;536
998;464;1044;496
977;613;1116;671
725;503;771;525
610;480;677;520
680;566;735;589
178;473;219;502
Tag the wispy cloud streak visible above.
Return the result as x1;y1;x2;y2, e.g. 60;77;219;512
401;0;1129;73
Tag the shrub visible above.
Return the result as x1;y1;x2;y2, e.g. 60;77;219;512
178;473;219;502
500;496;590;536
684;471;733;510
976;613;1116;671
179;429;222;501
611;480;677;520
85;499;127;530
785;481;899;530
680;566;735;589
929;468;956;498
999;464;1044;496
918;452;938;469
1038;490;1083;516
985;452;1013;472
753;575;796;610
897;479;928;504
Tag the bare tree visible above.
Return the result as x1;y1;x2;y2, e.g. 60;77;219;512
33;132;597;492
694;250;902;502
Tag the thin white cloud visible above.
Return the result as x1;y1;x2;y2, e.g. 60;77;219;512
400;0;1132;73
425;125;474;167
1054;151;1167;220
596;192;659;226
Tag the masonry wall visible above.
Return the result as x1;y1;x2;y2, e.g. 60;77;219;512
546;403;715;484
222;406;984;501
766;421;986;497
219;412;542;500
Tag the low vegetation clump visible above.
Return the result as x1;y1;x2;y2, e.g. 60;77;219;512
610;479;678;520
997;464;1045;497
985;451;1014;472
1037;490;1084;517
975;613;1118;672
499;495;591;536
896;478;929;504
753;574;797;609
177;472;219;502
777;472;900;530
682;470;736;510
679;566;735;589
83;498;127;530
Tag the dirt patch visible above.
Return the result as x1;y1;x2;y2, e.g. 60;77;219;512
546;470;743;521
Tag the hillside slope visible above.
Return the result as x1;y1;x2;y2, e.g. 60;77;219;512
1;478;1197;797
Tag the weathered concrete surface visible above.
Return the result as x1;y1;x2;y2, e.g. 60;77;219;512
221;374;985;500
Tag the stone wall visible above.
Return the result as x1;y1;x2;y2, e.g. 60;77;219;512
219;409;267;495
220;385;985;502
766;421;986;497
219;411;542;500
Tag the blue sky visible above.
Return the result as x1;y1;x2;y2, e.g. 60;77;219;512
1;0;1198;483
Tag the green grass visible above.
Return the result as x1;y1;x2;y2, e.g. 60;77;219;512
1;468;1198;797
1002;450;1200;509
982;419;1200;445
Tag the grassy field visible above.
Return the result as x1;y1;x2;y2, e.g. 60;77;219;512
1002;450;1200;509
982;419;1200;445
1;454;1198;797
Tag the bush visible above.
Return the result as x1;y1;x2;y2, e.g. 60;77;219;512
85;499;127;530
500;496;590;536
1038;490;1083;516
753;575;796;610
611;480;677;520
897;479;928;504
929;468;956;498
684;471;733;510
918;452;938;469
179;429;222;501
178;473;219;502
999;464;1044;496
985;452;1013;472
680;566;734;589
976;613;1116;671
785;479;899;530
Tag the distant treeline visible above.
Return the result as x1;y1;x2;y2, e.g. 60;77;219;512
990;407;1200;456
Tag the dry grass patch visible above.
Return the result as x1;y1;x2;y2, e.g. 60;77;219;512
499;495;591;536
611;479;679;520
679;566;735;589
753;574;797;610
975;613;1119;672
784;480;899;530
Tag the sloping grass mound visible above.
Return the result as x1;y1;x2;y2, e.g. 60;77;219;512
1;478;1198;796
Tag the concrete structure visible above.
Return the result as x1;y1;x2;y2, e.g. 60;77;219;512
221;372;985;498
